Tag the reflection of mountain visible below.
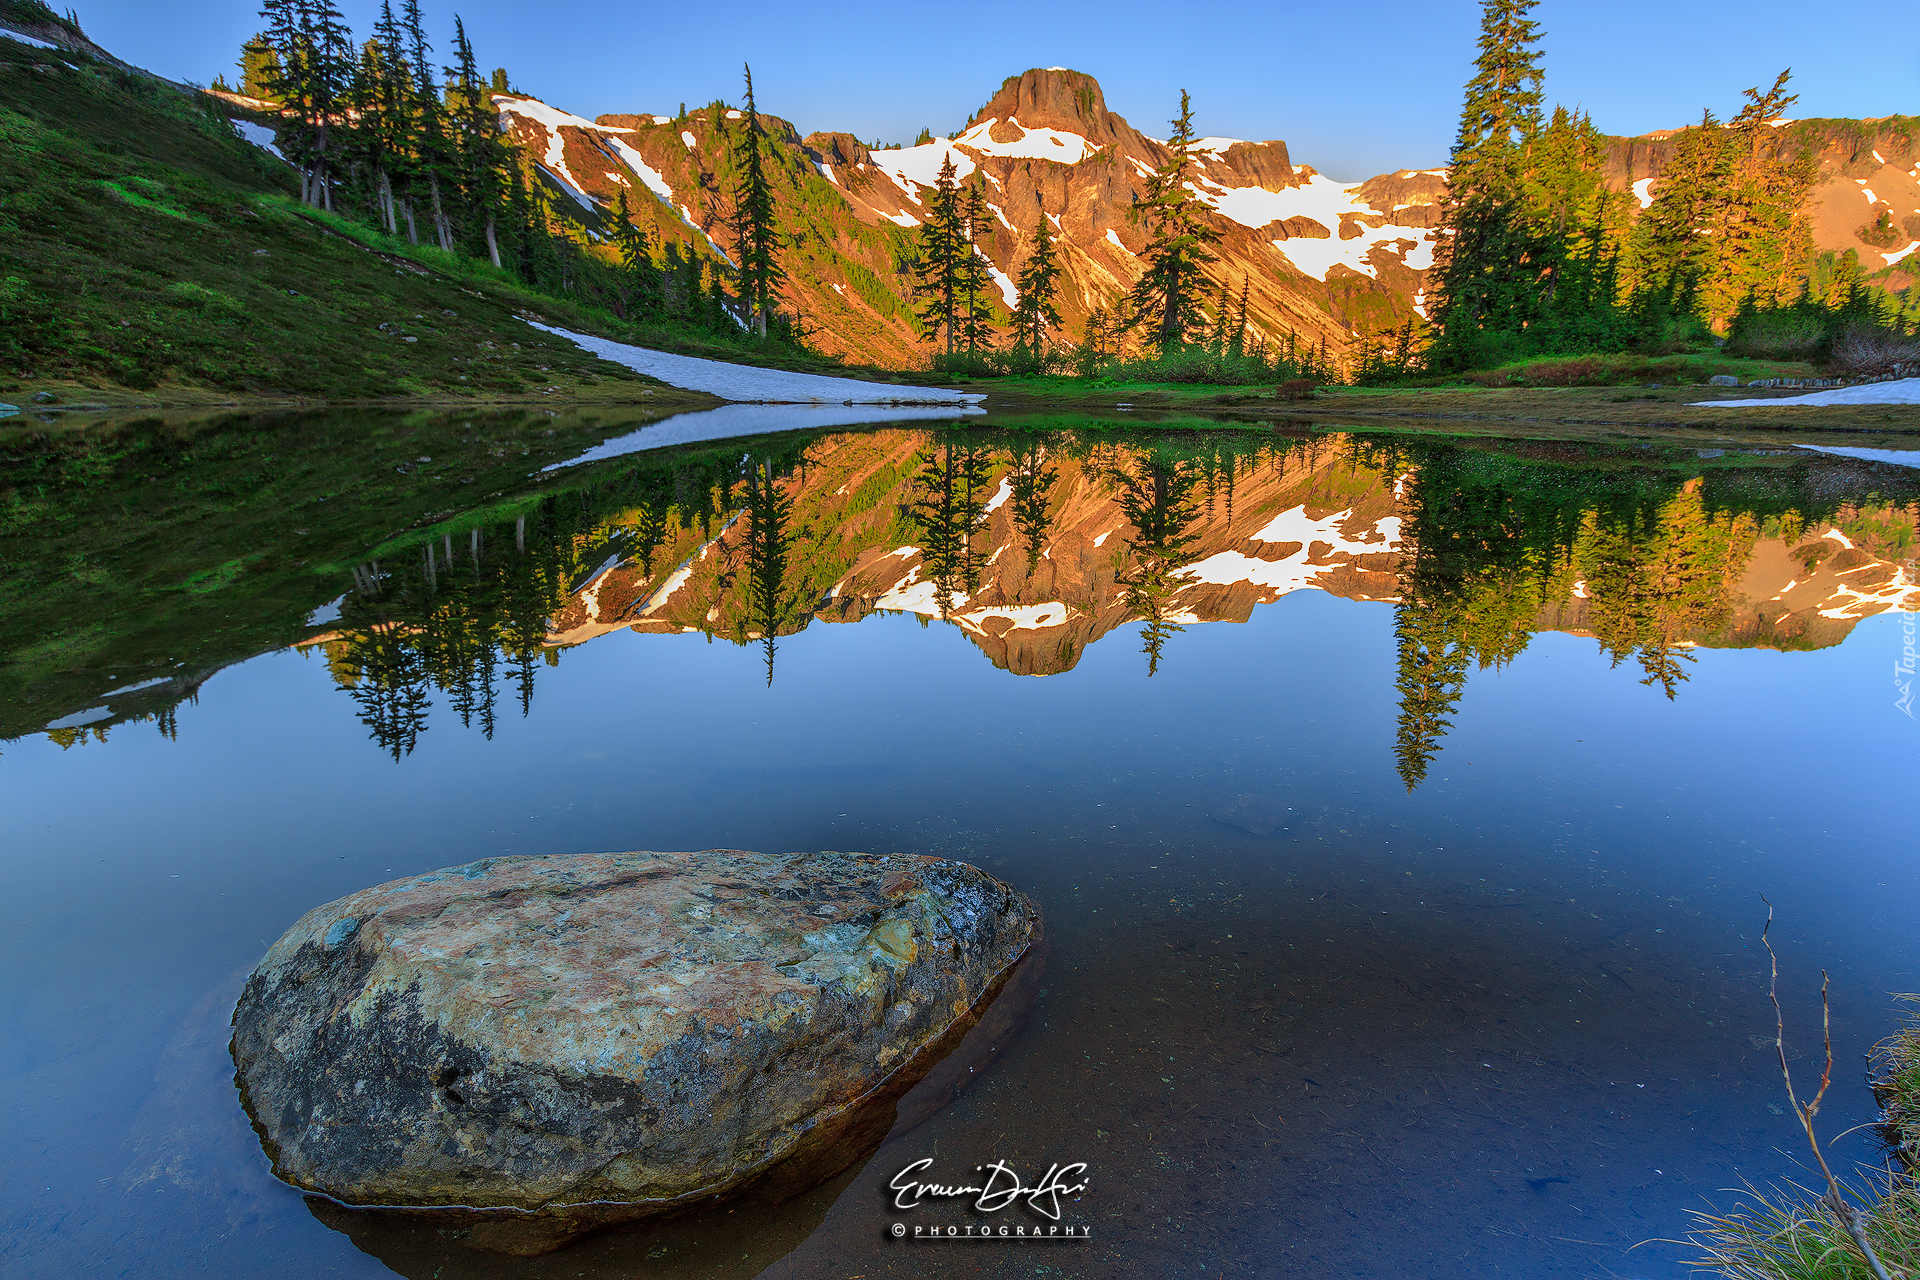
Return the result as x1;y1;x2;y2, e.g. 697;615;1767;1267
548;431;1916;681
555;433;1402;676
25;422;1915;782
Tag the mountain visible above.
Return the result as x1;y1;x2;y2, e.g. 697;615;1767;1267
490;67;1919;369
493;69;1445;367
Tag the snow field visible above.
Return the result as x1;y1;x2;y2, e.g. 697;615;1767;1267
1695;378;1920;408
531;323;986;405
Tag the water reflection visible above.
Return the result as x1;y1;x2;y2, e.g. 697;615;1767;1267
310;430;1920;781
11;421;1919;788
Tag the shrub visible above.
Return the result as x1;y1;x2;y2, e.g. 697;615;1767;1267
1275;378;1316;400
1728;311;1828;361
1827;322;1920;377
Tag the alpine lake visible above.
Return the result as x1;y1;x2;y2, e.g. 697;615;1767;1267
4;401;1918;1280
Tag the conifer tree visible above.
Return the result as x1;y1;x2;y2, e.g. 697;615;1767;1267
1427;0;1547;367
730;64;785;338
909;155;966;354
956;182;997;355
442;17;507;265
259;0;354;209
1127;90;1221;349
402;0;454;250
1627;109;1728;317
1011;213;1063;357
1696;72;1816;327
237;33;280;100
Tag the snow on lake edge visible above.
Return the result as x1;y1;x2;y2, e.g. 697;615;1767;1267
531;323;986;405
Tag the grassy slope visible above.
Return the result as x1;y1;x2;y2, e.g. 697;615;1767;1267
0;34;859;405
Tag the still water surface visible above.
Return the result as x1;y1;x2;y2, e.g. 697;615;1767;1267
4;413;1919;1279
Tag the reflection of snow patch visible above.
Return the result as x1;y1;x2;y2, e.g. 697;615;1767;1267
958;602;1071;630
982;477;1014;513
1092;531;1111;548
306;594;345;626
1105;228;1131;253
45;706;112;731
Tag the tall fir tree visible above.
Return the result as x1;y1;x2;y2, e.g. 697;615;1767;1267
1127;90;1221;349
445;16;508;265
1625;108;1728;318
402;0;454;250
956;181;997;354
1011;213;1063;358
1427;0;1547;368
1696;72;1816;328
909;154;966;355
729;64;786;338
237;33;281;101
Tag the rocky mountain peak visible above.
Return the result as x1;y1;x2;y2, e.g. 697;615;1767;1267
969;68;1128;149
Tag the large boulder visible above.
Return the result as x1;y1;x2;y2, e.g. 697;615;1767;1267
232;849;1039;1254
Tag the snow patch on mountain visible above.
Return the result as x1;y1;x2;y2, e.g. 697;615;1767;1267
1633;177;1656;208
870;139;978;192
602;136;675;204
496;97;631;135
954;117;1099;164
231;119;286;162
1197;174;1435;281
987;263;1019;308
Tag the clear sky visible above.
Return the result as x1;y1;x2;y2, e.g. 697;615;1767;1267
60;0;1920;181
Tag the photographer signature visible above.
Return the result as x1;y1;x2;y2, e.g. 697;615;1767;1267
889;1158;1090;1220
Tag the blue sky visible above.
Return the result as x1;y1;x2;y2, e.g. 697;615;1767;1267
68;1;1919;180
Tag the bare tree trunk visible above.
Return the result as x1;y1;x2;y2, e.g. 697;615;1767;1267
485;216;500;269
376;169;396;235
401;197;418;245
429;174;452;252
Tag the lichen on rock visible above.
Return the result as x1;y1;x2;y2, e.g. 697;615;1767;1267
231;848;1038;1253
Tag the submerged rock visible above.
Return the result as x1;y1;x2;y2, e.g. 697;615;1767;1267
232;849;1037;1254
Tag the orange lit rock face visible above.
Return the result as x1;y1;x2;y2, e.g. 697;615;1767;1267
232;849;1036;1253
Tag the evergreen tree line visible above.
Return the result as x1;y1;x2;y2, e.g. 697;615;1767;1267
235;5;787;344
1424;0;1917;374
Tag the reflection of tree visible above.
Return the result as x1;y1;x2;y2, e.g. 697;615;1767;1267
1106;446;1205;676
1007;441;1058;573
326;493;611;758
1575;479;1759;698
740;456;795;686
1367;440;1589;788
1363;438;1771;784
1392;603;1470;789
908;442;993;619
